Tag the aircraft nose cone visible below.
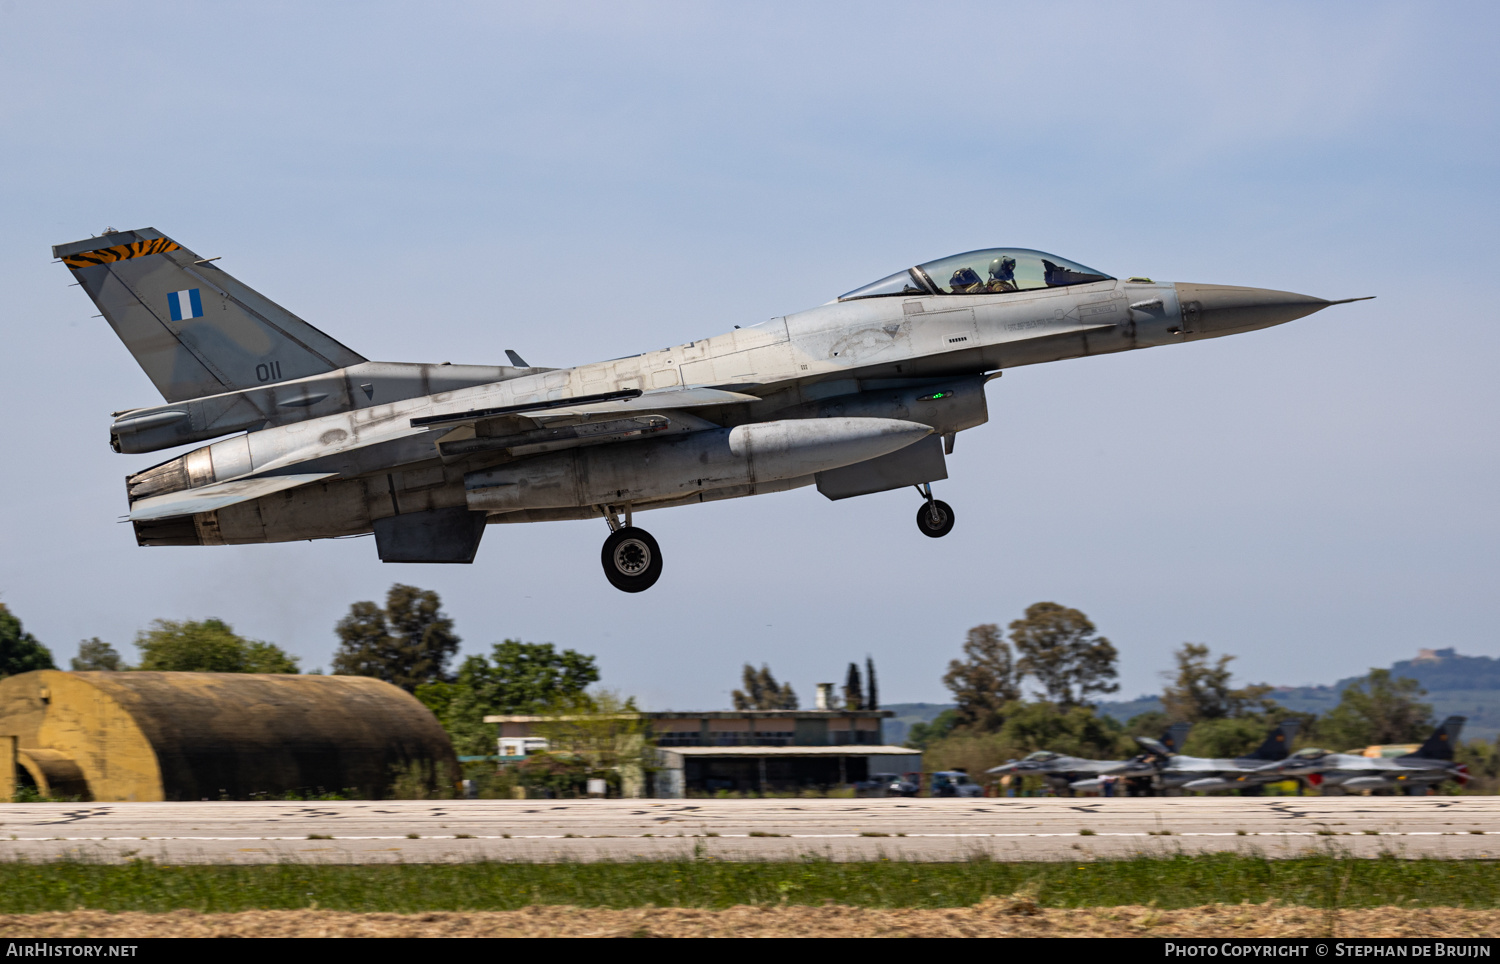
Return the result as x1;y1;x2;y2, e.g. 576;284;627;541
1175;283;1337;337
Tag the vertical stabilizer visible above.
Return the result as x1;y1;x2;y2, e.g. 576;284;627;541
1407;716;1465;762
1243;720;1300;761
1161;721;1192;754
54;228;364;402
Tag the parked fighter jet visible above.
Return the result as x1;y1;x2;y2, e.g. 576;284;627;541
1266;717;1467;794
1068;722;1192;794
1138;720;1302;793
988;723;1192;795
55;230;1371;590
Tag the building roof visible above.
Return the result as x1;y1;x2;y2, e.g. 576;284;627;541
484;710;893;723
659;745;919;757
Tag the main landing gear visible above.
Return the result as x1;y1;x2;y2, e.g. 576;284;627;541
914;483;955;538
599;505;662;593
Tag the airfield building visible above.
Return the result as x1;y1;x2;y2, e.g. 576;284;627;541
485;709;921;797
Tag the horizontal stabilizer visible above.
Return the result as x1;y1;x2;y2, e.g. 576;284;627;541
129;473;337;521
412;385;762;428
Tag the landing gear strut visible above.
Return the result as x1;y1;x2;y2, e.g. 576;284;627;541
599;505;662;592
914;483;955;538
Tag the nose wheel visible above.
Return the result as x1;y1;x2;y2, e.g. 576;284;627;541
914;484;954;538
600;505;662;592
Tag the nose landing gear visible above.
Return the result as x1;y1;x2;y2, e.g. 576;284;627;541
599;505;663;592
914;483;954;538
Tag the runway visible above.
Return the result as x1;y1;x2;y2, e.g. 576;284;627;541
2;797;1498;863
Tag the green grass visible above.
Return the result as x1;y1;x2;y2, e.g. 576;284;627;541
0;853;1498;913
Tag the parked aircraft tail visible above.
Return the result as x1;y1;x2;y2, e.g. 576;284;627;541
1161;721;1192;754
1243;720;1300;761
1407;716;1465;761
53;228;364;402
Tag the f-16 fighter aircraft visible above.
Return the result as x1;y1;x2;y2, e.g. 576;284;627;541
988;723;1192;795
55;229;1372;591
1068;722;1193;794
1135;720;1302;793
1266;717;1467;795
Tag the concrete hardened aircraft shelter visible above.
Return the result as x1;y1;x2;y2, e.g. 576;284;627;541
0;670;457;801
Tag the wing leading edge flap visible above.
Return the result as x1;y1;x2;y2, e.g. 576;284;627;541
129;473;338;521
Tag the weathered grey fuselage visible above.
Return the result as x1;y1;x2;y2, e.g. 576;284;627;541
54;229;1359;569
122;276;1335;549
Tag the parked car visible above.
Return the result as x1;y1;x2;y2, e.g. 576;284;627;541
930;770;983;797
857;772;921;797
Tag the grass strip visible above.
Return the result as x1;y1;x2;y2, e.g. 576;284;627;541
0;853;1498;914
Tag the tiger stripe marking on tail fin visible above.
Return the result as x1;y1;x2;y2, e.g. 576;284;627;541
62;237;181;269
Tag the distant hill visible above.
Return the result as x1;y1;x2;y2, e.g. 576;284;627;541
1096;649;1500;743
1333;649;1500;694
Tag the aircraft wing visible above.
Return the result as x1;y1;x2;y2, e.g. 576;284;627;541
1163;757;1222;773
128;473;338;521
410;386;761;429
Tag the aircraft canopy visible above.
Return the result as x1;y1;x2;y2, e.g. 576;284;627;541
839;248;1112;301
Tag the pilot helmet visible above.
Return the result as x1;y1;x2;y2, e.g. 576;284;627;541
950;267;981;287
989;257;1016;279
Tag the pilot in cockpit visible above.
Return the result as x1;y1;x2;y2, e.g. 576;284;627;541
948;266;984;293
987;256;1018;292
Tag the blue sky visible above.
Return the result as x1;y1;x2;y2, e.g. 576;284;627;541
2;2;1497;708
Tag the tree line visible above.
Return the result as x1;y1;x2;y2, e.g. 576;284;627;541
914;600;1481;785
730;657;878;711
0;587;599;759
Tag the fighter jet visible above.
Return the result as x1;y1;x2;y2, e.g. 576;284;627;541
1068;722;1192;794
988;723;1192;795
1265;717;1467;795
1138;720;1302;793
54;230;1372;590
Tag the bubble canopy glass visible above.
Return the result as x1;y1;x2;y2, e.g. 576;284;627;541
838;248;1113;301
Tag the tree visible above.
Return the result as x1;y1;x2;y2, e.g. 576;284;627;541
865;657;878;711
530;691;655;797
331;584;459;692
843;662;864;711
0;603;54;679
942;623;1020;731
922;702;1128;778
418;639;600;756
995;701;1126;760
71;638;124;671
134;618;299;673
1010;602;1119;706
1160;643;1275;722
731;664;798;710
1180;717;1282;759
906;708;959;749
1315;668;1432;750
